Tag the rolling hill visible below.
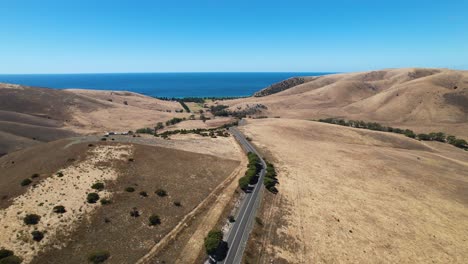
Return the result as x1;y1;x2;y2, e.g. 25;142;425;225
222;68;468;138
0;83;183;155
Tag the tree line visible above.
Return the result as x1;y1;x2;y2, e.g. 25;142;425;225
239;152;262;191
317;118;467;150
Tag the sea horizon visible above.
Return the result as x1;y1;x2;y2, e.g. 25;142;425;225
0;72;333;98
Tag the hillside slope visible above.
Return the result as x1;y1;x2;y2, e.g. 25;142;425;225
241;118;468;263
0;84;183;154
222;68;468;137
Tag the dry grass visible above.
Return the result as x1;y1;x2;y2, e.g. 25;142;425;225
222;68;468;138
241;118;468;263
0;145;132;263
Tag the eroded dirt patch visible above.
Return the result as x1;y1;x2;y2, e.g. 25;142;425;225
0;145;132;263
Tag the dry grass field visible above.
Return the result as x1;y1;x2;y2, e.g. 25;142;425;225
0;84;184;154
0;134;242;263
240;118;468;264
222;68;468;138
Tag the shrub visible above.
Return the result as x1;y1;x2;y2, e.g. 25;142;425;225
139;191;148;197
255;217;263;226
87;251;110;263
204;229;223;255
148;214;161;226
53;205;66;214
31;173;40;179
238;177;250;191
20;179;32;186
173;201;182;207
417;133;431;140
23;214;40;225
56;172;64;177
0;255;22;264
91;182;105;191
429;132;445;142
31;231;44;242
100;199;111;205
130;208;140;217
125;187;135;192
404;129;416;139
136;127;154;134
87;193;100;203
228;215;235;223
155;189;167;197
101;138;107;141
0;249;13;259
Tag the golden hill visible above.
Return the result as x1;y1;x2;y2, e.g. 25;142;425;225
223;68;468;137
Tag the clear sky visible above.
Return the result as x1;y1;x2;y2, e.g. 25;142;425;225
0;0;467;73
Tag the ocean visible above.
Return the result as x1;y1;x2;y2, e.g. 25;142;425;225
0;72;330;98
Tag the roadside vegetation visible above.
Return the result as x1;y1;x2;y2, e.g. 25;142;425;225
239;152;262;191
317;118;467;150
263;162;279;193
204;229;223;255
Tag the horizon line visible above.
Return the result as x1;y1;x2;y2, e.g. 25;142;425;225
0;71;338;75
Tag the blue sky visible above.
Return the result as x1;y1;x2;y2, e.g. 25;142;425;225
0;0;467;73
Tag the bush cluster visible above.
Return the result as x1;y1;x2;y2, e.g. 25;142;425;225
179;101;190;112
204;229;223;255
263;162;279;193
317;118;467;150
239;152;261;191
165;117;185;126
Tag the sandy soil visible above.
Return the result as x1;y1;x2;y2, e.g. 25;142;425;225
241;118;468;263
0;145;132;263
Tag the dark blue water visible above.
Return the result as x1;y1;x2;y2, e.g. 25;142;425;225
0;72;330;98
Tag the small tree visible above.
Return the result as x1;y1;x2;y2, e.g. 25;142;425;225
53;205;66;214
91;182;105;191
204;229;223;255
23;214;41;225
148;214;161;226
139;191;148;197
87;251;110;264
31;231;44;242
21;179;32;186
87;193;100;203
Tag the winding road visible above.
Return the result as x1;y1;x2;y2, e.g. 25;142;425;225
219;125;267;264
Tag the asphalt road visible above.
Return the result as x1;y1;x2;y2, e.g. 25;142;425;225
219;126;267;264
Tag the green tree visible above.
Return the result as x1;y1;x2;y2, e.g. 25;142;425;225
204;229;223;255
